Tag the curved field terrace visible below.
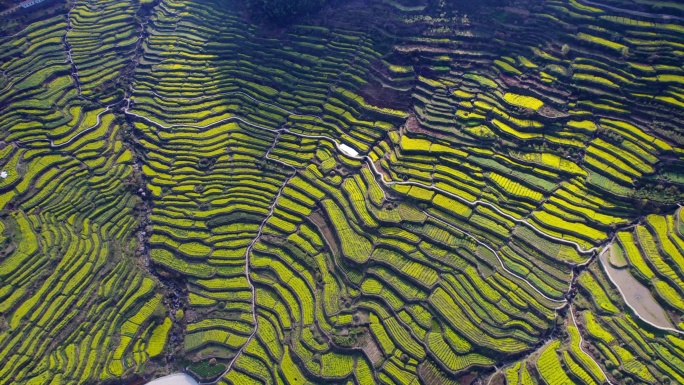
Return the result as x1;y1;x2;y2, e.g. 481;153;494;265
1;0;684;384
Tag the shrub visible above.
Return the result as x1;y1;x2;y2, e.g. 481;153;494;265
188;360;227;380
561;44;570;56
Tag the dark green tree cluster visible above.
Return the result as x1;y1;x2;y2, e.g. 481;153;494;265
247;0;327;23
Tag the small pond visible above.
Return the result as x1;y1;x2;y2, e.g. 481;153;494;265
599;245;674;330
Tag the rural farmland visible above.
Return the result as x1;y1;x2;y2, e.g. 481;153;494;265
1;0;684;384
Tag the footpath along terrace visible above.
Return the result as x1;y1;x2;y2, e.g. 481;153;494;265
0;0;683;384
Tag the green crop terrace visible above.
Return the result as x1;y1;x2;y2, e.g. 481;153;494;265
1;0;684;384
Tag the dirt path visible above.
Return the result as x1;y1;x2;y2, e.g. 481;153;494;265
569;307;612;384
125;97;598;257
209;142;297;383
17;106;112;148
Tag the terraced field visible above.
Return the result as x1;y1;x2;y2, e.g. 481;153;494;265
1;0;684;384
0;9;165;383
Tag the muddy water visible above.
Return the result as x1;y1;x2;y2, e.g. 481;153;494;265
146;373;198;385
599;245;674;329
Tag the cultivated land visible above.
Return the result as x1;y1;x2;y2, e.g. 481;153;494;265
1;0;684;384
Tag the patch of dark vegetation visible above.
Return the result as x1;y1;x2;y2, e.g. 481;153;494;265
0;0;64;36
359;73;413;111
244;0;509;27
631;182;684;206
245;0;329;25
0;0;15;12
186;359;227;382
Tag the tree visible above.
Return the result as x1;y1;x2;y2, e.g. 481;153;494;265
620;46;630;59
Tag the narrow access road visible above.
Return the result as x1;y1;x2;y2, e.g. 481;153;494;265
208;144;297;384
427;212;567;306
569;306;613;384
125;101;598;258
17;106;111;148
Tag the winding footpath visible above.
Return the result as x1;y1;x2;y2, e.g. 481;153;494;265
123;92;683;383
63;2;82;96
122;96;598;309
17;106;112;148
200;134;297;384
426;213;566;306
362;156;598;255
569;306;613;384
125;93;597;255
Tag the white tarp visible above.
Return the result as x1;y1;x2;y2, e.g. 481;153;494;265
146;373;198;385
339;143;359;157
